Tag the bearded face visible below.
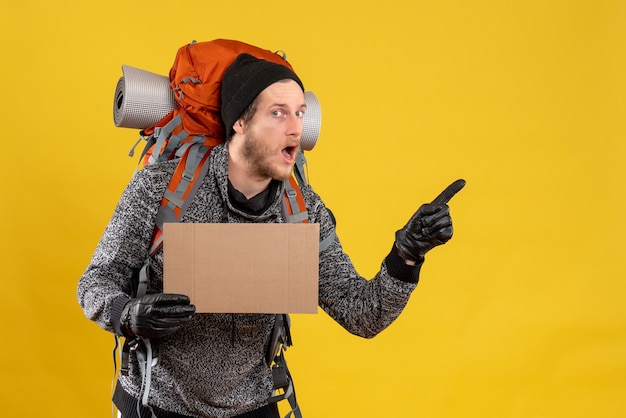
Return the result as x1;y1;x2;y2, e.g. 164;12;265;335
235;79;306;183
241;128;298;181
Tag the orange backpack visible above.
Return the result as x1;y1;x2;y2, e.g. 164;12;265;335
116;39;317;256
142;39;296;150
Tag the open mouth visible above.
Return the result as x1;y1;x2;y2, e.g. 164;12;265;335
282;145;298;162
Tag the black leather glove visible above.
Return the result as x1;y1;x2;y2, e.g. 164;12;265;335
120;293;196;339
395;179;465;261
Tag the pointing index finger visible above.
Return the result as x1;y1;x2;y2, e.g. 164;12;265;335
431;179;466;205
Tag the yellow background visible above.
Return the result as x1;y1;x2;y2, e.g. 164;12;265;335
1;0;625;417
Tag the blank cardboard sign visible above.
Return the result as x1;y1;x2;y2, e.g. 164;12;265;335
163;223;319;313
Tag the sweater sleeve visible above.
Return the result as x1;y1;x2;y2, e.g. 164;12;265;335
306;188;419;339
76;166;167;334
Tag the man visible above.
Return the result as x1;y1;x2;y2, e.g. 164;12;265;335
77;53;463;418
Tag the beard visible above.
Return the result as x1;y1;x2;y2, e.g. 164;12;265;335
241;130;294;181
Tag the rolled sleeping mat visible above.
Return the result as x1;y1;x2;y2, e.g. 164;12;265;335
113;65;176;130
112;65;322;150
301;91;321;151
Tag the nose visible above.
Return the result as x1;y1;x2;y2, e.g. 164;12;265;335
286;113;303;138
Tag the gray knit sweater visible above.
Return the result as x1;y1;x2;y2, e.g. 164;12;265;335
77;143;420;418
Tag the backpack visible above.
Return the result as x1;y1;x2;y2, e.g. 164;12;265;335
112;39;327;418
116;39;321;255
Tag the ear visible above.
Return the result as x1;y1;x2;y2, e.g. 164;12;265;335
232;118;245;135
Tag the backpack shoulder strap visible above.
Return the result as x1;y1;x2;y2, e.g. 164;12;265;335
283;150;336;252
148;141;214;256
281;150;308;224
282;176;308;224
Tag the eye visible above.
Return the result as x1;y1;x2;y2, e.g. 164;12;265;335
295;110;305;118
272;109;284;117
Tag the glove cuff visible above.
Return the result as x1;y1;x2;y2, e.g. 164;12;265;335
385;243;423;284
111;294;132;337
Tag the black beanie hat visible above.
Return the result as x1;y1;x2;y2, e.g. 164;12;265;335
221;53;304;139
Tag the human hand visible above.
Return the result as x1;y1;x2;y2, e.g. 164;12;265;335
120;293;196;339
395;179;466;261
